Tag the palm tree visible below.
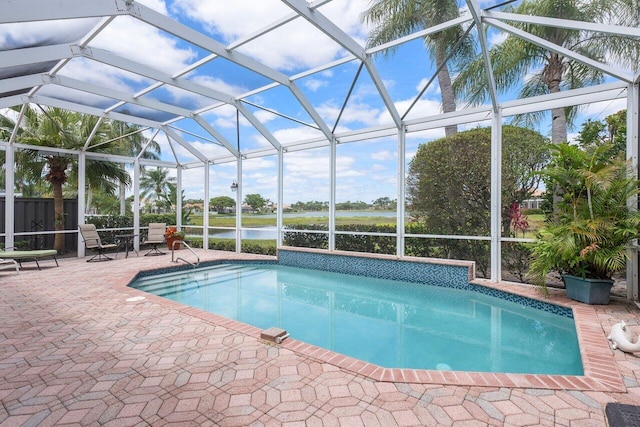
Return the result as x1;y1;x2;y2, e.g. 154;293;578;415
453;0;607;144
140;167;175;213
361;0;476;137
597;0;640;72
2;107;131;252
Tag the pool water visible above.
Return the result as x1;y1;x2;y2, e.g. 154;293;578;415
130;263;583;375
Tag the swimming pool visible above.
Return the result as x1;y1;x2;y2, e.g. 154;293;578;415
129;262;583;376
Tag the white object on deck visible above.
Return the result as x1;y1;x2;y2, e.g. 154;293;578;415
608;321;640;353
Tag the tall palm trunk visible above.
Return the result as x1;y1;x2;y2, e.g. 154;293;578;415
46;156;69;252
544;53;567;144
52;181;65;252
545;53;568;216
436;45;458;137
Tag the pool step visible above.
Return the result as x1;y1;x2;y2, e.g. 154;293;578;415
131;264;268;294
131;264;244;289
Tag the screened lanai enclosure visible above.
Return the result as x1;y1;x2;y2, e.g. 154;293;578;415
1;0;639;300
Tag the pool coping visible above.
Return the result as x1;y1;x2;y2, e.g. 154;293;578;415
120;259;625;393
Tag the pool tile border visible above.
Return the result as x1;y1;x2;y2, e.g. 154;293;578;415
121;251;625;393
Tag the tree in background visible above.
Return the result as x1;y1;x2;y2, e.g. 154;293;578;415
335;201;369;210
407;126;549;274
105;121;160;215
244;193;266;213
372;196;396;210
210;196;236;213
140;168;175;213
291;200;329;211
575;110;626;156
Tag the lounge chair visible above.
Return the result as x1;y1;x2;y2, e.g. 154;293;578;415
0;259;20;273
79;224;118;262
143;223;166;256
0;248;58;270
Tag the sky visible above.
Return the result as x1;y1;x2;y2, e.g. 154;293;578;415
0;0;631;205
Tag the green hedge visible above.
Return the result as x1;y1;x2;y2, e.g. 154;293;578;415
177;237;277;256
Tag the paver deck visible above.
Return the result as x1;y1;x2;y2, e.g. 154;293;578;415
1;249;639;426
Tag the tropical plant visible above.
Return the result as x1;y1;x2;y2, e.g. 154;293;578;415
528;143;640;293
361;0;476;136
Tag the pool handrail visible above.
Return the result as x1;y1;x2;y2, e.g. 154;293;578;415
171;240;200;268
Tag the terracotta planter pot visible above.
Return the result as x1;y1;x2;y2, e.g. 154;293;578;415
561;274;614;305
166;237;183;250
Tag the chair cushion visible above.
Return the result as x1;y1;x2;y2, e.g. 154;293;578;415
0;250;57;259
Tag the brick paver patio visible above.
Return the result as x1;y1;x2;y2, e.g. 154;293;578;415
1;249;639;426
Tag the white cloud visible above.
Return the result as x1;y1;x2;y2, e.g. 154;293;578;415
284;151;329;180
317;0;371;44
186;139;234;158
253;109;279;124
317;101;384;128
59;58;150;91
390;98;443;123
191;75;248;98
415;78;441;96
173;0;290;38
172;0;370;71
303;78;330;92
273;126;326;144
371;150;395;161
90;16;197;74
578;98;627;121
242;157;277;171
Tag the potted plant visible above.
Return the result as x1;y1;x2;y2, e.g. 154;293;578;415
528;143;640;304
165;226;186;250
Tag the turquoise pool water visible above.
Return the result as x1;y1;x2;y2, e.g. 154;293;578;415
129;263;583;375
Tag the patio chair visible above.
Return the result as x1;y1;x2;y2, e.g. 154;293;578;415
143;223;166;256
79;224;118;262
